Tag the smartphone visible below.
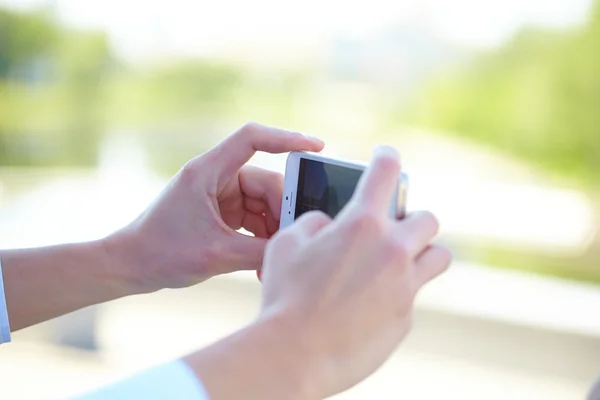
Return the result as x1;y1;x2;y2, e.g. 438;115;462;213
279;151;408;229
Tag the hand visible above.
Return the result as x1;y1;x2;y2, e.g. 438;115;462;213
258;146;451;398
104;122;324;292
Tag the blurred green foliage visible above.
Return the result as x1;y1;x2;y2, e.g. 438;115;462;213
1;5;599;284
407;0;600;187
0;8;300;170
2;3;598;181
0;9;111;166
395;0;600;284
0;8;57;78
107;64;315;174
109;62;243;127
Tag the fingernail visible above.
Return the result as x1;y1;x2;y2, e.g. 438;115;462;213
306;135;325;145
374;145;399;159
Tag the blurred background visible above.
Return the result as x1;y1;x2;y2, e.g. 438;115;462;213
0;0;599;399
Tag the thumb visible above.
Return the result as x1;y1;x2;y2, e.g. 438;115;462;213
222;232;268;273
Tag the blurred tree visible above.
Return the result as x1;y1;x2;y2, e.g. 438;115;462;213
0;8;112;167
401;1;600;283
0;8;315;171
0;9;58;79
140;61;243;123
56;31;113;165
107;61;245;175
0;9;57;164
407;0;600;187
116;63;318;175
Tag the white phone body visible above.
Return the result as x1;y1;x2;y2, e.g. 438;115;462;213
279;151;408;230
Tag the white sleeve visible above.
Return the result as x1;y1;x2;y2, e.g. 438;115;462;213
0;257;12;344
77;360;210;400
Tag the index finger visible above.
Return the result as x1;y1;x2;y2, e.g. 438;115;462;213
210;122;325;178
349;146;401;216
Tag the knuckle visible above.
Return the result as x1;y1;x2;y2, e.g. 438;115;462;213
296;211;332;230
239;121;260;136
385;237;409;264
179;159;200;185
308;211;332;224
348;212;385;237
421;211;440;234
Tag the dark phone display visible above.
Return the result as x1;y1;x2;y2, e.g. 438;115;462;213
295;158;364;220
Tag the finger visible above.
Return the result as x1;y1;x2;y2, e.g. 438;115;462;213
393;211;440;258
242;212;270;239
244;196;268;214
349;146;401;217
292;211;332;238
239;166;284;220
211;122;325;178
243;198;280;236
227;233;267;272
258;212;331;282
413;245;452;288
265;211;279;236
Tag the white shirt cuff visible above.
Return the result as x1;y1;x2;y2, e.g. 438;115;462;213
0;257;12;344
78;360;210;400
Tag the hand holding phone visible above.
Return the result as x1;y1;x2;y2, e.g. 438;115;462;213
279;151;408;229
252;147;448;398
257;150;409;280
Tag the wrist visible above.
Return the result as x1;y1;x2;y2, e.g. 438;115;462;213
98;230;151;297
185;311;321;400
251;311;321;399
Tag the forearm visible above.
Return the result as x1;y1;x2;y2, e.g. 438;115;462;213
1;239;136;331
184;314;319;400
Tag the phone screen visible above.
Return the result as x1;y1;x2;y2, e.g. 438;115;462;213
295;158;363;220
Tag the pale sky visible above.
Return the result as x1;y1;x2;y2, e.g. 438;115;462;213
1;0;593;62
